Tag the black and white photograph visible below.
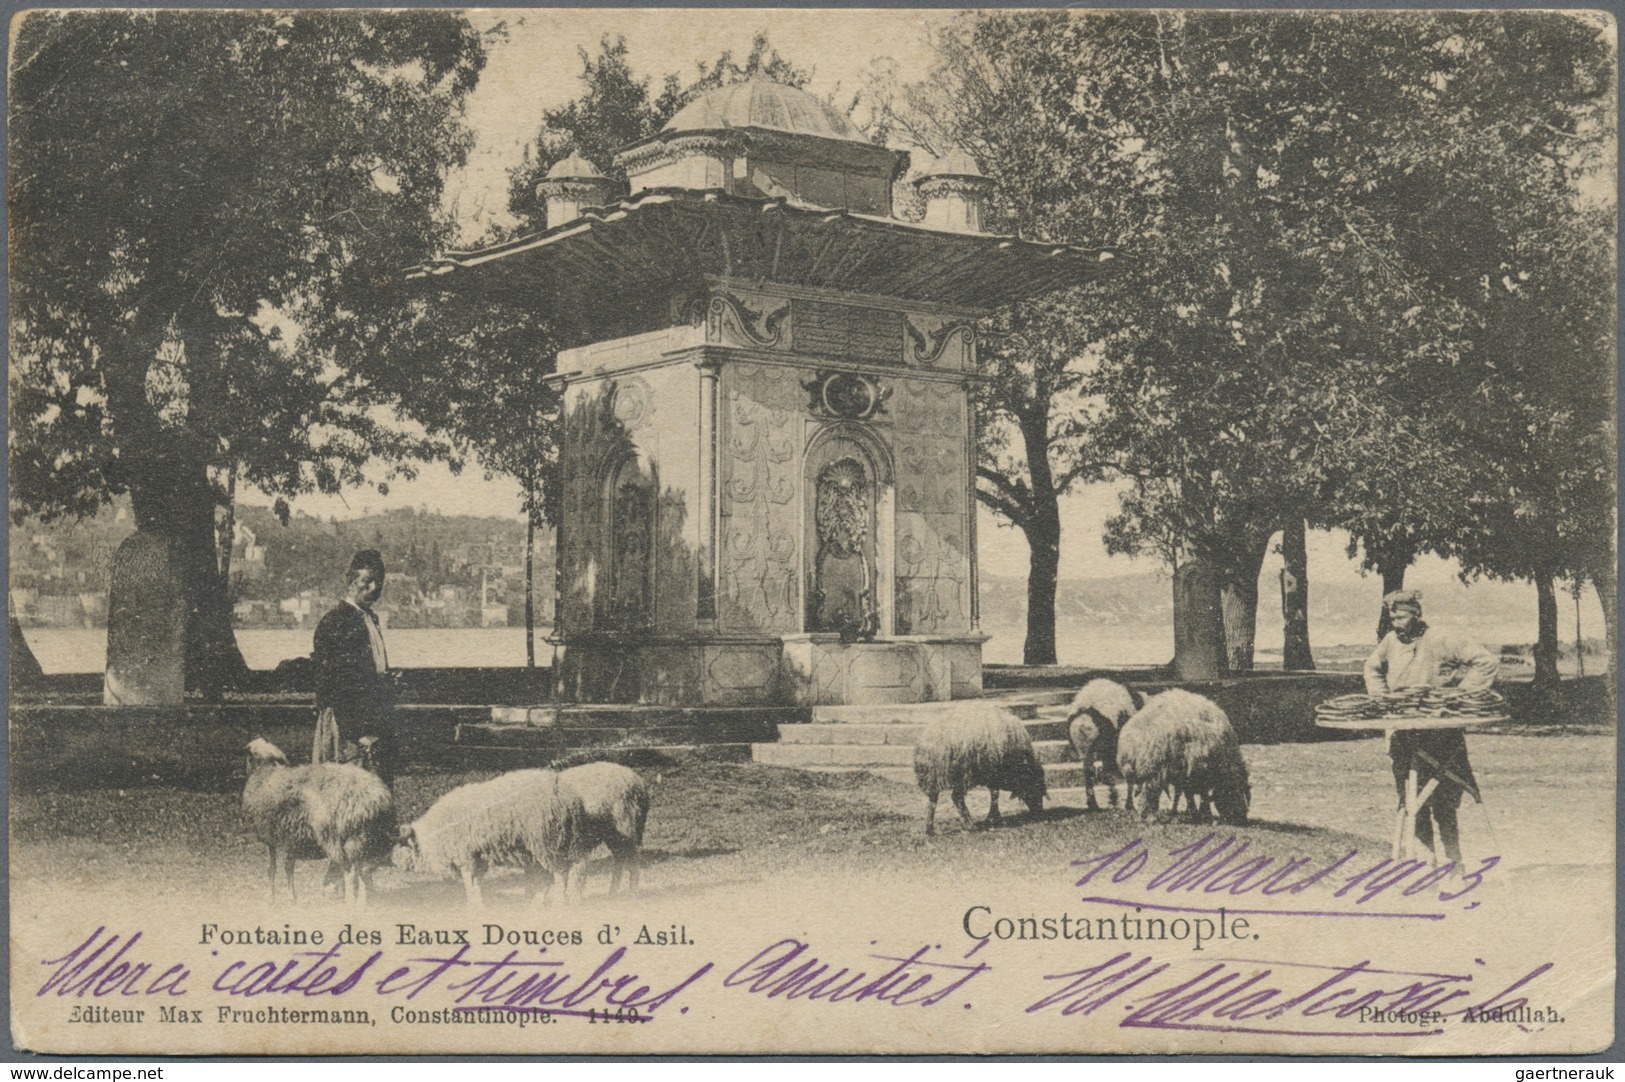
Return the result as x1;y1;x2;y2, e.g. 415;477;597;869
7;7;1617;1057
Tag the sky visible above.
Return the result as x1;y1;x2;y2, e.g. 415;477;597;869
243;10;1567;609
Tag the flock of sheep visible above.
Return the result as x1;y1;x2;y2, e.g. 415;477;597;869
240;679;1249;908
242;741;648;910
914;681;1251;835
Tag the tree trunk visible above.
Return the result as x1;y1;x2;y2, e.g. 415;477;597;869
1022;517;1061;666
128;451;249;700
1173;557;1226;680
1592;562;1617;681
10;615;44;684
214;464;235;584
1218;532;1272;672
1018;409;1062;666
1532;569;1561;690
1572;580;1585;678
525;508;537;669
104;323;248;700
1280;517;1314;670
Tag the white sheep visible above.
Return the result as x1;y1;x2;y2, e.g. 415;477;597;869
242;737;396;908
1065;679;1143;811
392;769;587;909
1115;689;1250;824
913;705;1046;835
556;760;650;896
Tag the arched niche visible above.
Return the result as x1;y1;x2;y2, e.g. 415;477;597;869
803;423;894;638
600;450;658;628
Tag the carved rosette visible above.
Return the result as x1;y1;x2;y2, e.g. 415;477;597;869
609;377;654;431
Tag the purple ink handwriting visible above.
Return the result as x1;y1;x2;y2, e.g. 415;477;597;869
1026;951;1556;1037
724;938;991;1007
37;928;192;999
1073;835;1498;916
39;926;1560;1039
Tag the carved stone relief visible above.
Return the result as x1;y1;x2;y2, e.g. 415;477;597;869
809;456;878;640
706;291;790;350
894;513;967;634
904;315;975;369
891;378;970;633
719;363;800;630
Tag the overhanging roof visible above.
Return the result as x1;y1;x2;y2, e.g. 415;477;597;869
408;188;1118;317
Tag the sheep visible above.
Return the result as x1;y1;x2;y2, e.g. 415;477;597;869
1115;689;1250;825
913;705;1046;835
554;759;650;896
1064;679;1143;811
242;738;396;908
392;769;586;909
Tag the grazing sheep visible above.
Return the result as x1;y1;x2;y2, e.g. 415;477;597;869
242;738;396;908
555;760;650;896
392;770;586;909
1065;679;1143;810
1115;689;1250;824
913;705;1046;835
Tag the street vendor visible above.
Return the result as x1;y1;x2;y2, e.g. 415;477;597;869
1363;590;1499;863
312;549;396;786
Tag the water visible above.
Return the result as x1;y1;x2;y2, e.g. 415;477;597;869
19;618;1548;675
23;627;550;674
25;625;1152;673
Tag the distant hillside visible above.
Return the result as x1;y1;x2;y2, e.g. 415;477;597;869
15;502;1573;651
980;568;1561;652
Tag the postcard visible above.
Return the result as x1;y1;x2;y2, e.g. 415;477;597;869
9;6;1616;1057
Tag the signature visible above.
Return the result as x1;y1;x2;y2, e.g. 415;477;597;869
1026;952;1555;1037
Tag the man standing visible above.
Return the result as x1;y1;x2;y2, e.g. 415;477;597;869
1363;590;1498;863
313;549;396;785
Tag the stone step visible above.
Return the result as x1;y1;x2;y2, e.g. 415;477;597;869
794;761;1086;789
486;706;796;741
752;737;1076;769
448;742;754;770
808;699;1045;724
457;723;759;751
774;718;1071;745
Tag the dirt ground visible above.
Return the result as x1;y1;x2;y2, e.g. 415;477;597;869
10;730;1613;911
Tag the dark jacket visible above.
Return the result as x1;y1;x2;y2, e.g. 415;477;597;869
313;602;392;740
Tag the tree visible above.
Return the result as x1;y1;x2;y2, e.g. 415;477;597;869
1315;15;1613;669
368;287;559;664
872;13;1149;664
9;10;487;695
1450;203;1617;693
970;10;1615;679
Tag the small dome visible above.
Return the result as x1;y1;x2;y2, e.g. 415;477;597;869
663;79;858;142
545;151;606;180
920;147;984;179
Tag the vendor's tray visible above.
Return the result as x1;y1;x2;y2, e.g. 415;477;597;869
1314;688;1510;730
